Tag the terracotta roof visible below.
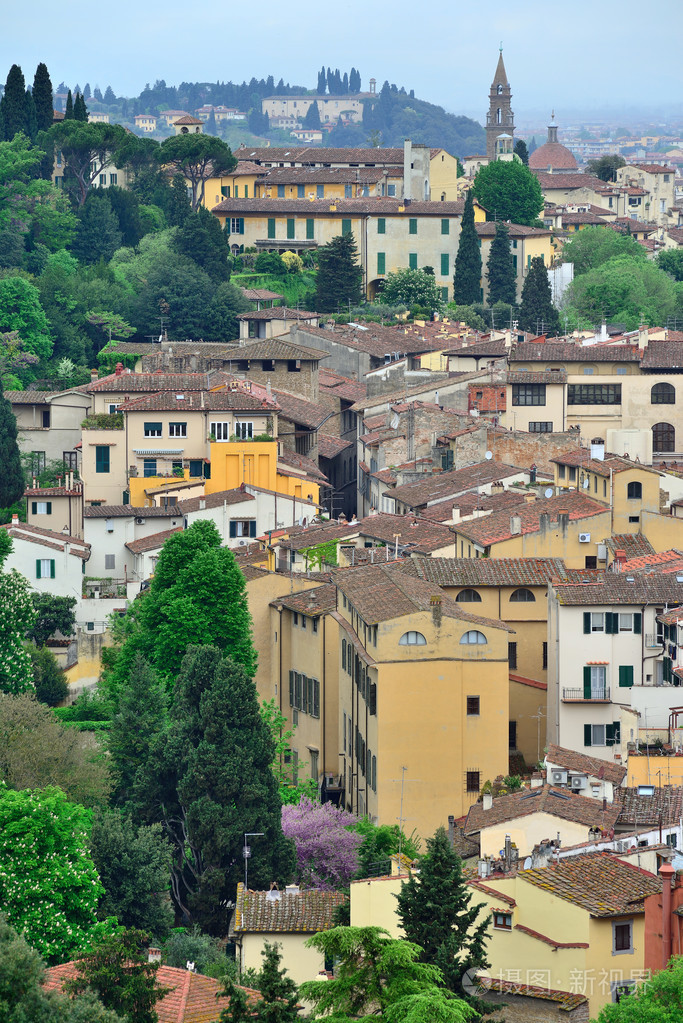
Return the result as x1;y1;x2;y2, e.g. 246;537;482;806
553;573;683;605
318;433;353;459
44;962;260;1022
447;337;508;358
530;142;579;171
407;556;570;588
520;851;661;917
352;512;455;554
293;322;448;359
628;163;675;174
260;166;388;184
235;309;319;324
618;786;683;826
511;342;640;363
277;448;329;485
87;371;234;393
240;287;284;301
475;222;551;238
641;342;683;370
84;505;178;518
604;534;655;560
534;171;607;191
465;785;621;835
237;145;443;166
552;448;660;477
388;461;527;510
419;488;528;523
334;562;512;630
319;369;367;403
119;390;278;413
478;976;587;1011
177;489;255;514
233;884;346;933
212;197;465;217
455;491;608;546
4;390;57;403
545;744;627;786
1;522;89;558
173;114;203;125
507;369;567;383
272;390;329;429
125;527;183;554
273;584;338;615
24;486;82;497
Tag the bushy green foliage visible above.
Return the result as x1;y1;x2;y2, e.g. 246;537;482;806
562;226;646;276
452;190;481;305
221;942;299;1023
27;644;68;705
563;254;681;330
255;251;287;274
380;268;443;311
163;926;237;979
519;256;560;335
595;955;683;1021
473;160;544;226
108;653;167;806
485;222;517;306
353;818;421;879
315;233;363;313
28;593;77;646
657;249;683;282
0;569;36;694
0;392;24;508
0;275;52;361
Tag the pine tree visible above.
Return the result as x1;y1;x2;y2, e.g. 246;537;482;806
108;653;167;807
94;86;103;102
518;255;560;336
1;65;28;140
315;232;363;313
65;89;74;119
486;222;517;306
303;101;321;129
317;66;326;95
32;63;54;133
104;85;116;104
221;942;299;1023
342;72;349;93
453;189;482;305
169;173;192;227
0;392;24;508
71;194;122;263
83;82;91;100
528;135;537;156
396;827;492;1015
513;139;529;165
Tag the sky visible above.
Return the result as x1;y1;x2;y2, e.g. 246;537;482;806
2;0;682;125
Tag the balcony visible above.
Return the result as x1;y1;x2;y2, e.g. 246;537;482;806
645;634;664;648
562;687;611;702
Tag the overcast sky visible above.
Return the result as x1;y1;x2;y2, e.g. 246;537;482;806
3;0;681;125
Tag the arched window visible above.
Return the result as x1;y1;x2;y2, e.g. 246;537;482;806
627;481;642;499
496;107;501;124
460;630;487;645
456;588;482;602
399;631;427;646
651;383;675;405
510;587;536;602
653;422;675;453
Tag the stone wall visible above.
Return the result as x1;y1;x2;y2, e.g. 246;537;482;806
487;427;579;476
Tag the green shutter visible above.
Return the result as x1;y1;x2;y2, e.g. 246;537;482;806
96;446;110;474
409;252;417;270
441;218;449;235
286;218;295;239
613;721;621;744
664;656;672;683
377;252;385;274
634;613;642;634
440;253;449;276
377;217;385;234
306;218;314;239
267;217;276;239
249;521;256;537
50;560;55;579
584;724;592;747
619;665;634;688
583;666;592;699
606;612;618;635
46;502;52;514
409;218;417;235
31;502;37;515
289;670;294;707
342;218;351;236
583;612;591;634
606;723;614;746
36;559;41;579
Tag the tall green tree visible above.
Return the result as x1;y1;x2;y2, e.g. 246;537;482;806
38;121;127;205
64;89;74;120
587;154;626;182
175;206;230;281
221;942;299;1023
453;190;481;305
513;139;528;165
27;644;69;705
562;225;645;276
0;65;29;140
518;255;560;335
108;653;167;806
0;392;24;508
657;249;683;282
28;592;77;646
303;101;321;129
169;172;191;226
396;827;491;1014
72;193;123;263
32;65;53;133
0;275;53;362
0;570;35;694
315;232;363;312
24;89;37;141
105;184;145;247
158;134;236;210
564;254;680;331
472;160;544;225
137;646;296;934
73;92;88;122
486;222;517;306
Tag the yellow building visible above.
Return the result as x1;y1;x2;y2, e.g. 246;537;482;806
476;223;554;303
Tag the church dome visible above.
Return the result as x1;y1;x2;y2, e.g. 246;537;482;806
529;113;578;172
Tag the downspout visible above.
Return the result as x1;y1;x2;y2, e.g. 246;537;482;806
661;861;675;969
322;613;326;780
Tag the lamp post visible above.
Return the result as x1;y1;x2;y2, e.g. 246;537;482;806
243;832;264;890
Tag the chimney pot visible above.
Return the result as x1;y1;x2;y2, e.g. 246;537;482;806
482;792;493;811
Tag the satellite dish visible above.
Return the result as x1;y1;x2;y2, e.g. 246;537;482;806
544;488;553;498
583;478;590;489
485;450;493;460
523;857;532;870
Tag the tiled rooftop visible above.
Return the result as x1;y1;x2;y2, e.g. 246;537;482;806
406;556;570;588
545;744;627;786
233;883;346;933
125;527;184;554
465;786;621;835
388;461;527;510
604;534;655;560
641;342;683;370
273;583;338;616
119;390;279;413
455;492;607;546
510;342;640;362
520;851;661;917
86;371;234;392
618;786;683;826
553;573;683;605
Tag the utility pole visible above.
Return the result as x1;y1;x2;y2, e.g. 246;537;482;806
243;832;264;890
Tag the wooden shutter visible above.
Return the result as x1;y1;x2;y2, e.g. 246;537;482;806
368;682;377;716
342;218;351;236
584;723;592;747
619;665;634;688
50;560;55;579
229;521;236;538
634;613;642;634
36;559;41;579
313;679;320;719
606;723;614;746
31;502;37;515
289;670;294;706
606;612;618;635
583;665;592;699
583;612;591;634
46;502;52;514
249;521;256;537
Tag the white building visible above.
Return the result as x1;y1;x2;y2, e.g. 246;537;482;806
1;518;90;608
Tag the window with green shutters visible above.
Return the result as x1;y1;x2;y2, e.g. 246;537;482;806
189;460;203;478
377;252;385;274
286;218;295;239
267;218;276;239
663;656;672;683
409;218;417;235
441;287;449;302
342;218;352;236
618;665;634;688
441;218;449;235
95;446;110;473
377;218;386;234
144;422;162;438
306;218;314;239
36;559;55;579
409;253;417;270
31;502;52;515
277;185;285;198
440;253;449;276
297;185;305;198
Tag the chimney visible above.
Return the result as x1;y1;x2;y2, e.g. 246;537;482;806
11;513;19;526
590;438;605;461
613;549;626;572
403;138;412;201
430;595;442;627
539;512;550;534
530;773;544;789
660;861;675;969
509;514;522;535
482;792;493;811
147;947;162;963
115;362;124;376
90;368;98;382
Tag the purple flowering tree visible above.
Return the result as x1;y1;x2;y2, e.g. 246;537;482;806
281;797;362;890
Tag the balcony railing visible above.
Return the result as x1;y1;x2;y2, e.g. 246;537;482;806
562;687;611;702
645;634;664;648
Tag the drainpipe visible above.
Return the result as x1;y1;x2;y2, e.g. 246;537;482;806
660;861;675;969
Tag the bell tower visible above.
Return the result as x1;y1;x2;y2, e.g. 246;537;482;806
486;47;515;160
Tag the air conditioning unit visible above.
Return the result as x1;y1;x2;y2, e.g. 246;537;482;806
238;539;248;546
578;533;591;543
136;517;146;525
551;770;568;785
571;775;587;790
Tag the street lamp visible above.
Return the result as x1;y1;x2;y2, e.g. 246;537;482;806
243;832;264;890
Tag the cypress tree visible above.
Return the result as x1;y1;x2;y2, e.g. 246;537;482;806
32;63;54;133
108;653;167;808
73;92;88;122
1;65;28;140
169;173;191;228
64;89;74;119
396;827;492;1015
24;90;37;141
513;139;529;165
453;189;482;305
0;392;25;509
317;66;326;95
83;83;91;100
303;101;321;129
315;232;363;313
104;86;116;104
519;255;560;336
486;222;517;306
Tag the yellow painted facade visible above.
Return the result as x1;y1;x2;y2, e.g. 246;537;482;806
206;440;321;505
429;149;462;201
203;170;263;208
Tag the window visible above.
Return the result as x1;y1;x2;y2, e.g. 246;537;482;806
508;642;518;669
169;422;187;438
460;630;487;645
377;217;386;234
144;422;162;438
341;218;352;235
234;421;254;440
31;451;46;473
104;554;116;570
287;360;300;373
612;921;633;955
229;520;256;539
301;616;307;630
377;252;385;274
306;218;314;239
466;770;480;793
567;384;621;405
99;173;106;186
32;501;51;515
510;587;535;602
399;631;427;645
95;446;110;473
653;422;675;452
456;588;481;602
312;618;318;634
63;451;78;471
371;755;377;792
619;665;634;688
409;253;417;270
210;421;232;441
467;696;480;715
317;185;324;198
584;612;605;633
651;382;675;404
387;184;396;196
36;558;55;579
585;724;606;747
409;218;417;235
583;366;595;375
109;173;117;185
440;253;449;276
441;287;449;302
512;383;546;406
267;218;276;239
441;218;449;235
143;459;157;477
277;185;285;198
612;981;636;1003
542;641;548;669
529;421;553;433
296;185;305;198
493;912;512;930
